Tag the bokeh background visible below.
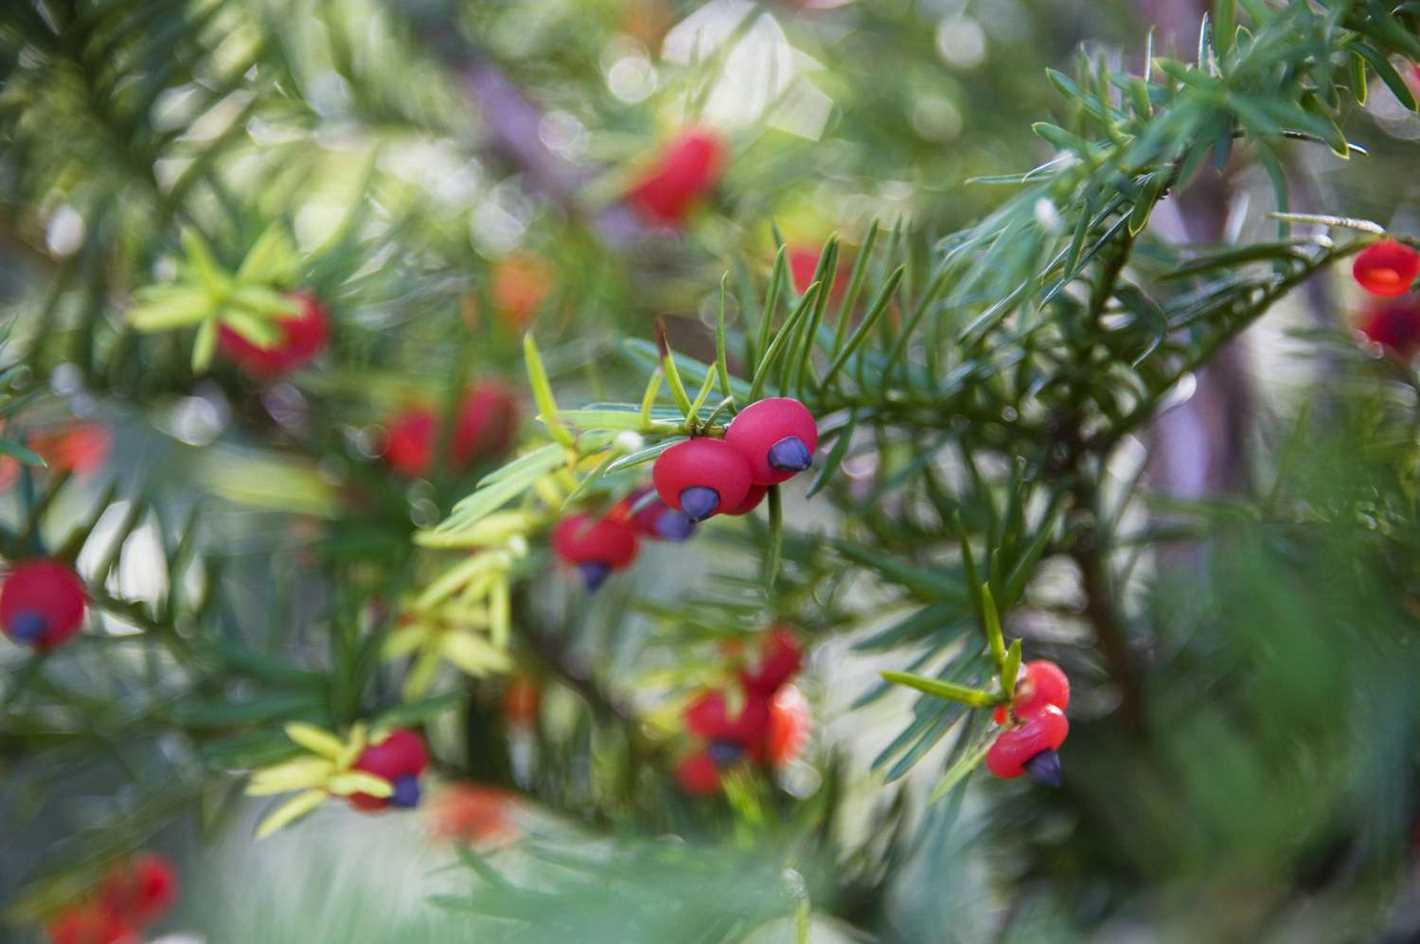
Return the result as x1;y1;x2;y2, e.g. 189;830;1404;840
5;0;1420;942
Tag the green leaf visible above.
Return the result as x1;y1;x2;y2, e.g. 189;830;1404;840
192;318;217;372
0;438;46;467
806;412;856;497
1001;639;1022;700
523;334;574;448
236;223;299;284
929;718;997;801
748;283;818;402
127;285;214;331
606;437;684;473
476;443;566;487
820;266;902;387
981;582;1007;671
880;671;997;708
1352;43;1416;111
549;409;677;434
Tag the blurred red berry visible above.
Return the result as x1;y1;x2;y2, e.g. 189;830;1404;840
381;407;438;478
1;559;86;649
627;128;726;226
740;626;803;696
453;381;519;464
430;783;518;846
502;675;541;727
491;253;553;329
985;704;1069;785
382;383;518;478
99;854;178;928
652;438;755;521
766;684;811;767
47;905;137;944
788;246;847;302
218;292;329;378
1353;240;1420;297
349;728;429;811
552;514;640;590
685;690;735;739
33;422;112;475
724;398;818;485
676;750;722;795
1360;295;1420;359
992;660;1070;724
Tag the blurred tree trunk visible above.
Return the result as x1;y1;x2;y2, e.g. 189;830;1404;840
1142;0;1254;505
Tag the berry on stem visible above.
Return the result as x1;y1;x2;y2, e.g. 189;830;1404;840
1353;240;1420;297
1;559;86;649
349;729;430;811
552;514;640;589
724;398;819;485
993;659;1070;724
985;704;1069;785
99;855;178;928
721;483;768;516
218;292;330;378
627;128;725;226
1359;296;1420;359
652;438;755;521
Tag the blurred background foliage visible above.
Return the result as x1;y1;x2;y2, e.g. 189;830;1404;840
4;0;1420;942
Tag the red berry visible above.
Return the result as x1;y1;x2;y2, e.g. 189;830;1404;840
722;483;768;516
740;626;803;696
733;693;774;760
684;690;735;739
218;292;329;379
992;660;1070;724
349;728;429;811
552;514;639;590
985;704;1069;783
619;488;696;541
1;559;86;649
31;423;111;476
766;684;811;767
1360;296;1420;359
652;438;755;521
675;750;722;795
453;381;519;464
47;905;137;944
627;128;726;226
724;398;818;485
381;407;437;478
1353;240;1420;297
99;854;177;928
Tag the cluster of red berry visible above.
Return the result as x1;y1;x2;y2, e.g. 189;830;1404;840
347;728;431;812
675;627;809;795
380;381;520;479
1;558;87;649
986;660;1070;786
1353;240;1420;359
549;397;819;590
47;854;177;944
654;396;819;522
